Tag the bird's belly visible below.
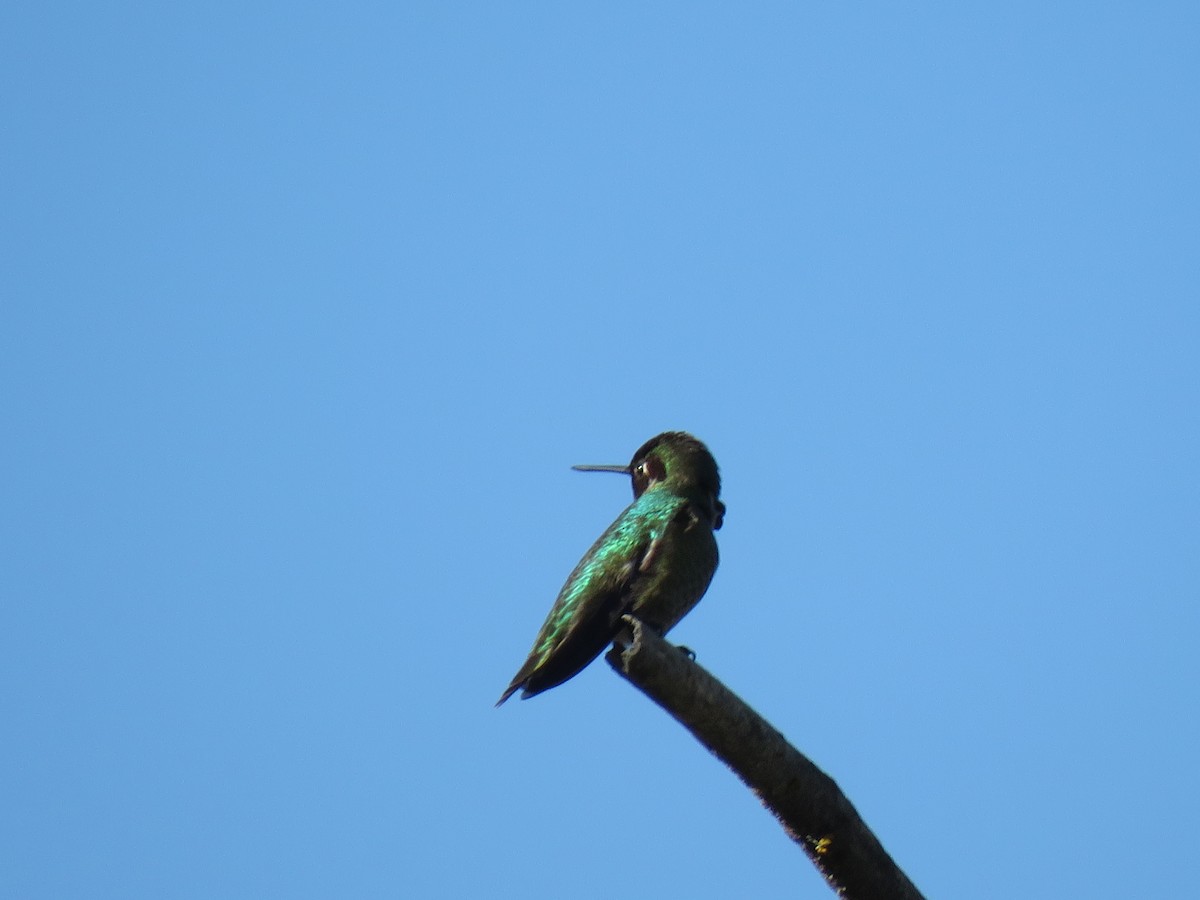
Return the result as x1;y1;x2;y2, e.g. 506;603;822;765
629;529;718;634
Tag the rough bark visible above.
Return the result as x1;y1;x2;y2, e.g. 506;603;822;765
605;617;924;900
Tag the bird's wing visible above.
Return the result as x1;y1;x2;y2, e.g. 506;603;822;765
496;503;670;704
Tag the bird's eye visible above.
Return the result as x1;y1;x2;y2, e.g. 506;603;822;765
635;459;663;484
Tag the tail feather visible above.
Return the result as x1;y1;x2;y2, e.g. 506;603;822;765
495;680;524;707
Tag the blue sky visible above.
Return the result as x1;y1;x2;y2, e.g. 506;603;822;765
2;3;1198;897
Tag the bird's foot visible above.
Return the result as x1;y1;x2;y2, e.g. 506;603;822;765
613;615;638;649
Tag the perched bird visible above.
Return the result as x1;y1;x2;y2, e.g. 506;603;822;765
497;431;724;706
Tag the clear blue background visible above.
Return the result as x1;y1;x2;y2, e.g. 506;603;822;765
3;3;1197;898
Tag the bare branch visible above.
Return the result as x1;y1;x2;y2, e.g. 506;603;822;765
605;618;924;900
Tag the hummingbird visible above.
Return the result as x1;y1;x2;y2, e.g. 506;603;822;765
496;431;725;706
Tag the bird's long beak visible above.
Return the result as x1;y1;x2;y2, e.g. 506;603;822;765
571;464;630;474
